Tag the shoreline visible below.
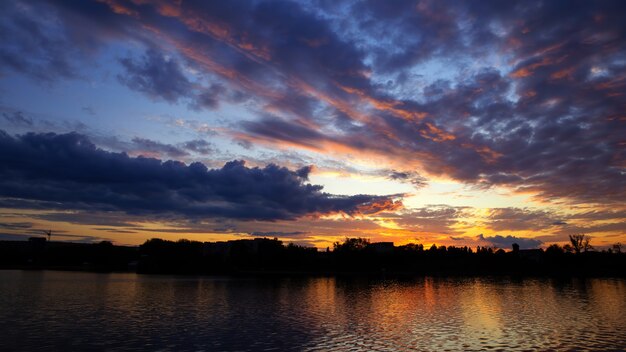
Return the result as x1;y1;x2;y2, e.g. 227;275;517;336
3;266;625;279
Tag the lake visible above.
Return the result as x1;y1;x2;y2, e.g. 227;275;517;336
0;271;625;351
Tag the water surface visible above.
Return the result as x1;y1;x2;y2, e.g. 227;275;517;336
1;271;625;351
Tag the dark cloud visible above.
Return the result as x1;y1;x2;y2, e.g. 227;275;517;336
0;0;140;81
80;134;214;159
0;222;33;230
478;234;543;250
0;130;402;221
248;231;309;238
486;208;560;232
569;210;626;221
92;228;138;234
2;111;33;127
32;212;140;228
0;233;36;241
0;1;77;81
190;84;226;111
0;225;68;238
118;49;193;103
241;116;330;150
351;0;467;73
387;170;428;189
131;137;189;158
50;233;113;243
180;139;213;155
118;48;234;110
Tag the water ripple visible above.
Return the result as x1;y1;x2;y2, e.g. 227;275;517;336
0;272;624;351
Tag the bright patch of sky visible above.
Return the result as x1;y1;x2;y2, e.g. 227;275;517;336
404;180;536;210
310;172;412;196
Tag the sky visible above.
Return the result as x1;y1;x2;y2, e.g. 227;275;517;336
0;0;625;249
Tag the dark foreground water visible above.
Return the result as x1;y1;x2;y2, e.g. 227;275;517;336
1;271;625;351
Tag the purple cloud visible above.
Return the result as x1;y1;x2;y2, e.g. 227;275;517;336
0;0;624;206
478;234;543;250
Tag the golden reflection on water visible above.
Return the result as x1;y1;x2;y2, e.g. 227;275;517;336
300;277;626;351
460;279;503;343
1;271;625;351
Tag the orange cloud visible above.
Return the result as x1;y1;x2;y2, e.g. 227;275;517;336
98;0;140;16
550;67;575;80
420;122;456;142
356;198;404;215
338;84;429;121
510;57;553;78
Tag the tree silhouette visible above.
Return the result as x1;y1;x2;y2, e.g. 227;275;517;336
43;230;52;242
569;234;593;254
333;237;369;252
546;244;565;255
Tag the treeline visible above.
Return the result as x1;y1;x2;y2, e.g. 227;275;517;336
0;239;137;271
138;237;625;276
1;236;625;277
138;238;317;274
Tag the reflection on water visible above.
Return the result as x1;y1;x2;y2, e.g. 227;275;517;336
1;271;625;351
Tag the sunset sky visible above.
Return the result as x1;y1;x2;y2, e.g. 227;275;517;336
1;0;625;249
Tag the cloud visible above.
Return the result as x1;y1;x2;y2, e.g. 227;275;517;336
118;48;194;104
0;0;139;82
131;137;189;158
189;84;227;111
118;48;237;111
0;130;402;221
91;228;138;234
0;233;38;241
248;231;309;238
2;112;33;127
485;207;560;232
32;211;141;228
76;134;215;159
0;1;77;81
482;207;626;238
387;170;428;188
180;139;213;155
478;234;543;249
385;205;469;235
0;222;33;230
1;0;624;207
